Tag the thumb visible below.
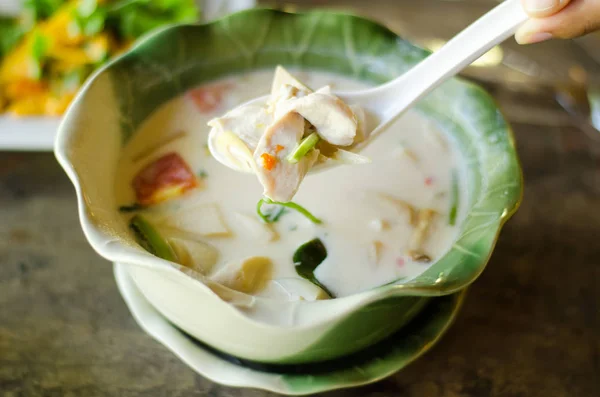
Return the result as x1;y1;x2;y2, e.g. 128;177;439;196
520;0;572;18
516;0;600;44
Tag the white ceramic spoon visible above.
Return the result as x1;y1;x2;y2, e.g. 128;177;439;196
209;0;528;172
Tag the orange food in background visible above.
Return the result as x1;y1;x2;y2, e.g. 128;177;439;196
188;83;232;113
0;0;128;117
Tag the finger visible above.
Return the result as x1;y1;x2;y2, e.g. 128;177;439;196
521;0;572;18
516;0;600;44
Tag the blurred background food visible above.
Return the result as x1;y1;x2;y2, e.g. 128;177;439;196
0;0;200;116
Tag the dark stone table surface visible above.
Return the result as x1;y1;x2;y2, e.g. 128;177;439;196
1;1;598;396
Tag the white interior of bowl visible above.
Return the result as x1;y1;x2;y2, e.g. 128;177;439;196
54;68;406;332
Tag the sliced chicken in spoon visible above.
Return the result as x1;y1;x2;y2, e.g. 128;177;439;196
207;66;367;202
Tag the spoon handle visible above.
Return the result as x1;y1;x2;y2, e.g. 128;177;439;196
364;0;528;127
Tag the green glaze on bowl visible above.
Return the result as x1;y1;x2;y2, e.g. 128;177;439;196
115;262;467;395
56;8;522;364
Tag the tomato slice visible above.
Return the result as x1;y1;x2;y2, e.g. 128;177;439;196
187;83;232;113
132;153;198;206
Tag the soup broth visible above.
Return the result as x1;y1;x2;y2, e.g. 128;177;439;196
115;69;467;298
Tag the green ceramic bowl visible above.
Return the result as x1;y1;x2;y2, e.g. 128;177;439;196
55;8;522;364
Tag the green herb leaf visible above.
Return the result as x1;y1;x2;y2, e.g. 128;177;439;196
257;198;322;224
0;17;24;59
31;31;49;61
293;238;334;298
72;3;107;38
29;31;50;80
287;132;320;164
449;169;459;226
107;0;198;39
129;214;176;261
77;0;98;18
23;0;65;26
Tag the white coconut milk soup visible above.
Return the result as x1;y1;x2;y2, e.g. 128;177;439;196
115;69;467;300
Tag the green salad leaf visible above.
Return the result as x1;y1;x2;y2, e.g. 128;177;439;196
29;31;50;80
0;17;24;59
293;238;334;298
23;0;66;28
108;0;199;39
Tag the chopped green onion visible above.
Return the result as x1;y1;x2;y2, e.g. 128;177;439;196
129;215;176;261
449;169;459;225
257;198;322;224
255;199;287;223
287;132;320;164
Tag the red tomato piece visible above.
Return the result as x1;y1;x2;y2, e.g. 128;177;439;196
132;153;198;206
187;83;232;113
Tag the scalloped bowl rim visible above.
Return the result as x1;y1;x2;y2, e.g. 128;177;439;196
54;8;523;331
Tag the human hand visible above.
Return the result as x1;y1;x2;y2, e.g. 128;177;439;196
516;0;600;44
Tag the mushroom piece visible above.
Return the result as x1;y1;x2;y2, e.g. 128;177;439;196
253;111;319;202
373;193;418;226
209;256;273;294
234;212;279;243
407;209;437;262
367;241;385;266
169;237;219;274
157;203;231;238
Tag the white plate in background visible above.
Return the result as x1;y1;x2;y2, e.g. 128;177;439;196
0;0;255;152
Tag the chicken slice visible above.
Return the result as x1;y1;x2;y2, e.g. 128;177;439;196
270;66;311;98
276;91;358;146
207;104;271;149
253;111;318;202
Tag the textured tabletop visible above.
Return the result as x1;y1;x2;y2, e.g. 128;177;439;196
1;1;599;396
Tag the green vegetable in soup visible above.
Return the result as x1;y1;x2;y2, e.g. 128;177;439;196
118;203;145;213
257;198;322;224
293;238;334;298
287;132;320;164
129;214;176;262
255;200;287;224
449;169;459;226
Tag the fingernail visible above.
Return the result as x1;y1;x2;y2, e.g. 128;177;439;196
518;32;553;45
524;0;560;12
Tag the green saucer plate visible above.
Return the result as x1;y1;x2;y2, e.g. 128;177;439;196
114;262;466;395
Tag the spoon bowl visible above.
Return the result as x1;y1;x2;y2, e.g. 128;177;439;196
209;0;528;173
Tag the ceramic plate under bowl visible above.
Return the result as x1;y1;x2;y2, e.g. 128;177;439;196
114;263;466;395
